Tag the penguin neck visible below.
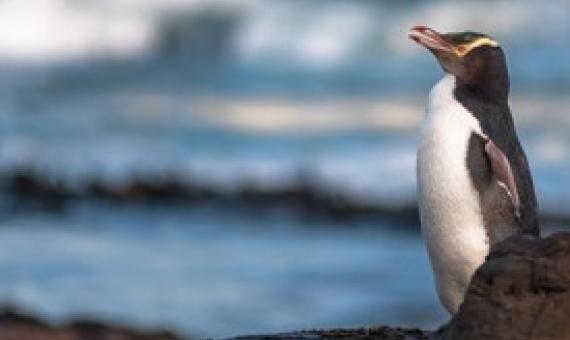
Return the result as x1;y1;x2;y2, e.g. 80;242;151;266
454;63;510;105
451;70;516;147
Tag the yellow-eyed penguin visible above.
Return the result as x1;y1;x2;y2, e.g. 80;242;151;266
408;25;539;314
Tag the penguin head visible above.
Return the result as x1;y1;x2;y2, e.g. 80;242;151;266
409;25;508;95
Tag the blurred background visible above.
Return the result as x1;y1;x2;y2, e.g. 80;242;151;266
0;0;569;338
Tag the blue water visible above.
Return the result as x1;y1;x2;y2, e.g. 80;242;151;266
0;204;445;338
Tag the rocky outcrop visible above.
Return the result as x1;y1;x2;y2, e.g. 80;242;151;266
442;232;570;340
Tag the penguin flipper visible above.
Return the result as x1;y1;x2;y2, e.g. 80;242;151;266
484;139;520;217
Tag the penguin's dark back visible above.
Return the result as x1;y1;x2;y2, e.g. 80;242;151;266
456;88;540;237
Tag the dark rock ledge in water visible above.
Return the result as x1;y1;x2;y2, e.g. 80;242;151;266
230;232;570;340
2;168;420;223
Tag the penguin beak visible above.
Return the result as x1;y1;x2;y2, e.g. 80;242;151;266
408;26;453;53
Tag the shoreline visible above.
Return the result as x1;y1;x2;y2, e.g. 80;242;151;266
0;305;434;340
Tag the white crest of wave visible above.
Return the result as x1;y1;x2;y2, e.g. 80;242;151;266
234;2;375;68
0;0;254;61
0;0;146;60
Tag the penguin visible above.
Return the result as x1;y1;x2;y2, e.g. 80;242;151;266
408;25;539;314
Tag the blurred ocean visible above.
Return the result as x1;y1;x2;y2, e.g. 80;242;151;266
0;0;569;338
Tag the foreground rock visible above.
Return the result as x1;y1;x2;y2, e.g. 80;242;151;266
0;307;185;340
442;232;570;340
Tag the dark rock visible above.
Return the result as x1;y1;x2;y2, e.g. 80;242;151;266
0;167;420;225
442;232;570;340
229;326;430;340
0;306;186;340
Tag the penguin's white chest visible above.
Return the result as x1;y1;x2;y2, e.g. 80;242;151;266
417;74;489;314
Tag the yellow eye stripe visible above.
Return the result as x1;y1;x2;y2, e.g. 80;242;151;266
456;37;499;57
